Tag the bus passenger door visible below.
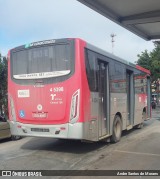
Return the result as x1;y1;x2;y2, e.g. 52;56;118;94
147;76;151;118
126;70;134;128
98;61;110;137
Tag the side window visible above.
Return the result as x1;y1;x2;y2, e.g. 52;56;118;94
110;63;126;93
134;71;146;94
85;49;98;92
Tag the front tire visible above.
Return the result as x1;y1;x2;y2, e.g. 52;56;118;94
111;115;122;143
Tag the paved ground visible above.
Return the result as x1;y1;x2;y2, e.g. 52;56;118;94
0;109;160;179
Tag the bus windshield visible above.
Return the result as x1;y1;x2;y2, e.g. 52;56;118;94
11;43;72;80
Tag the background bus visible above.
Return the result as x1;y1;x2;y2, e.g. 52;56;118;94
8;38;151;143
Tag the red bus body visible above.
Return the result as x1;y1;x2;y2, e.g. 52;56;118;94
8;38;151;142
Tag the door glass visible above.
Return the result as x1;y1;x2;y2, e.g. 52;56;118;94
98;62;109;136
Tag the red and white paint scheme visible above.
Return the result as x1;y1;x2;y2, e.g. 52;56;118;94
8;38;151;142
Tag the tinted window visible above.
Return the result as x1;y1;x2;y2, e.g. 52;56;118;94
134;72;147;94
85;49;98;92
12;44;71;75
11;42;74;85
110;63;126;93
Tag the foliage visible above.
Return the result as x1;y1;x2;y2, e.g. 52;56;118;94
0;53;8;116
136;44;160;82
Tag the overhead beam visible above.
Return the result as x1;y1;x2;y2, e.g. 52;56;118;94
120;10;160;25
127;25;150;40
77;0;119;21
148;35;160;40
77;0;160;40
77;0;150;40
154;40;160;45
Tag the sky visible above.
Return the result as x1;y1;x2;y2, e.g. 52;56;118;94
0;0;155;63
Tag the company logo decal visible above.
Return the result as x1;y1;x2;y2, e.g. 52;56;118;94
37;104;43;111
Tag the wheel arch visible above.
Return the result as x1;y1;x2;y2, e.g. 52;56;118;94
143;107;146;113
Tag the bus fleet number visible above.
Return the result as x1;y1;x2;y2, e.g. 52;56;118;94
50;87;64;92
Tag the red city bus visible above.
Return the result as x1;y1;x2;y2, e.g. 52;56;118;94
8;38;151;142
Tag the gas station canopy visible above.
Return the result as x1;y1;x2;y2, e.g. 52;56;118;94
78;0;160;40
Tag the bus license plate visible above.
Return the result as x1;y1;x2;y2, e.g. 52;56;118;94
32;113;47;118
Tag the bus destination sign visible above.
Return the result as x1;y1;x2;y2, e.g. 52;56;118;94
25;39;56;48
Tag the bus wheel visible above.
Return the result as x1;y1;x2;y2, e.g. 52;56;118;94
111;115;122;143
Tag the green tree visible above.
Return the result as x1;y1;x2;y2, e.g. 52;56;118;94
0;53;8;116
137;44;160;82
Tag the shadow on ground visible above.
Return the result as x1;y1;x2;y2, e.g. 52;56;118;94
21;137;109;154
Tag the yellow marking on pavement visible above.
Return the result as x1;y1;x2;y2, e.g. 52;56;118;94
115;150;160;157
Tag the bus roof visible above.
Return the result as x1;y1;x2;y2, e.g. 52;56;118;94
85;41;150;75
